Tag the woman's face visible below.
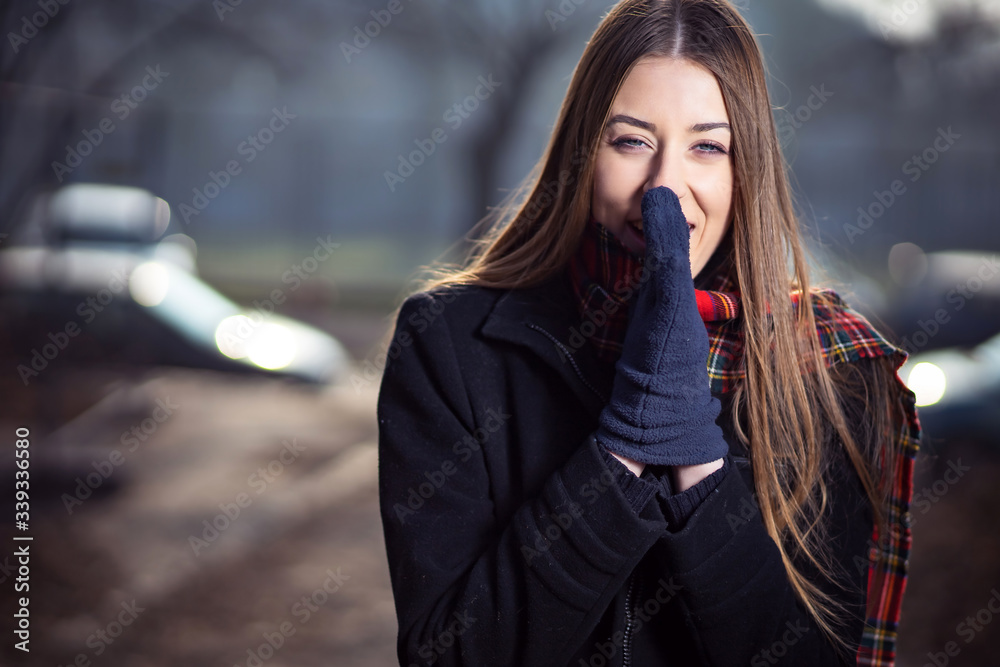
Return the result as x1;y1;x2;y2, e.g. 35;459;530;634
591;56;734;277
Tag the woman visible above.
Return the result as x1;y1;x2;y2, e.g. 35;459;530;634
377;1;920;665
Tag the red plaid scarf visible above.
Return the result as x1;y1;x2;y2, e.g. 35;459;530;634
569;217;920;666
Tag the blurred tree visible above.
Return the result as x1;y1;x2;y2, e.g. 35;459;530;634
372;0;614;241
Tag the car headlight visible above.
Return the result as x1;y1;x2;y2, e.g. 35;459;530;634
906;362;947;407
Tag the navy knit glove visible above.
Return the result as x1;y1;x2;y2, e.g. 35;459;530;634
595;187;727;466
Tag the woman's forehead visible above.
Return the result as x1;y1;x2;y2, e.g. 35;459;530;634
608;57;730;127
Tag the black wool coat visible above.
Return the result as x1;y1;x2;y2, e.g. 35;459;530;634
377;269;875;667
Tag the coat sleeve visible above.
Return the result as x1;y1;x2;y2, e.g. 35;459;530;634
638;360;888;665
377;291;666;667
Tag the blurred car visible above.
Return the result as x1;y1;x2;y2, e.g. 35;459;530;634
901;331;1000;452
873;248;1000;452
0;183;348;385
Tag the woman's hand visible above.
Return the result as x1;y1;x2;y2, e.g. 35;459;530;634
672;459;725;491
595;186;728;468
609;451;645;477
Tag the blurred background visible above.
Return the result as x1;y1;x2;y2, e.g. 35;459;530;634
1;0;998;665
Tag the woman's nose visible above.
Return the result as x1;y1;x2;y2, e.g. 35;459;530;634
644;151;688;200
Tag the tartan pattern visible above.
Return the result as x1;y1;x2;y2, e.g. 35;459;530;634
567;219;644;363
695;288;741;322
857;404;920;666
567;219;744;363
569;218;920;666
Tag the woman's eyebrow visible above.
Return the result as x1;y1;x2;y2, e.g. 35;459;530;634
606;115;731;134
606;114;656;132
691;122;731;133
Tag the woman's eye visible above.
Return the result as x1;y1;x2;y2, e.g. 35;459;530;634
611;137;647;149
695;142;728;155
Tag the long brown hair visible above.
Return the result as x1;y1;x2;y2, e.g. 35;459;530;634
416;0;904;650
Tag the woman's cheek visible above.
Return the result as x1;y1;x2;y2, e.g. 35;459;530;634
698;170;733;226
607;161;639;212
593;162;623;221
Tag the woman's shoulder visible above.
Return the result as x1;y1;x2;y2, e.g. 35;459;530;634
390;282;502;341
802;287;906;370
396;272;574;330
806;287;921;435
398;281;506;314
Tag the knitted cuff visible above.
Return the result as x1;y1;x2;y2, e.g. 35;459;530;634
596;441;661;514
657;456;732;529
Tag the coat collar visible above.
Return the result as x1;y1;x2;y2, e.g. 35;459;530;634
476;268;746;455
477;236;738;416
479;270;616;416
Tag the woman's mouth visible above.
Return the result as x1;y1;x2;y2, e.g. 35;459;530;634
628;220;695;236
618;218;694;256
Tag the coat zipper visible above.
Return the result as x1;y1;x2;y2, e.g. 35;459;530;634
524;323;609;403
527;322;640;664
622;572;637;667
526;322;647;664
